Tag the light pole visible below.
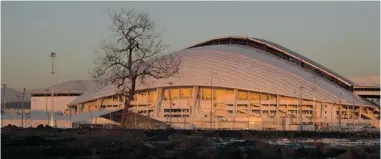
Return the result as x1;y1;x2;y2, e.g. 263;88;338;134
210;71;217;129
49;52;56;127
45;89;48;115
45;88;49;125
2;84;6;128
21;88;25;128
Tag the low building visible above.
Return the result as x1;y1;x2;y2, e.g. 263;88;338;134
29;80;96;115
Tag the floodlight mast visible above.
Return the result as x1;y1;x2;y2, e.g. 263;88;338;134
21;88;25;127
1;84;6;128
49;52;56;127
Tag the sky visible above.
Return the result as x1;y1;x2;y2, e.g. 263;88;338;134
1;1;380;90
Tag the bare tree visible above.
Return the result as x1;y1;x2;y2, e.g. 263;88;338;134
91;9;181;126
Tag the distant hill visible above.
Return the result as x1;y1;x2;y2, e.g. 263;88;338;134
1;87;31;109
1;87;31;103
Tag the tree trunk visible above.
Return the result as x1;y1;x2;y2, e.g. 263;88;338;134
121;98;130;126
121;80;136;127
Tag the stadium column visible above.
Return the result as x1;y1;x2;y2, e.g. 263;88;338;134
276;94;279;129
155;88;163;118
248;92;251;117
97;98;100;111
233;89;237;130
248;91;251;130
192;86;199;117
320;102;324;126
286;104;289;130
259;93;263;117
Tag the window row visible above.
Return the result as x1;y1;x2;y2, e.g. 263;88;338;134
164;109;190;113
164;115;190;118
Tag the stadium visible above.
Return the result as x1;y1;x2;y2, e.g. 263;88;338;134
63;36;379;130
4;36;378;130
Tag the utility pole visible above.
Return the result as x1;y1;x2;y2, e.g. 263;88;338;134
45;89;48;115
2;84;6;128
21;88;25;128
45;89;49;124
49;52;56;127
299;86;304;131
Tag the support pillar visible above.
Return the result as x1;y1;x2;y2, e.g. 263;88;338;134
275;94;279;129
260;93;263;117
192;86;199;117
248;91;251;116
156;88;163;117
233;89;237;130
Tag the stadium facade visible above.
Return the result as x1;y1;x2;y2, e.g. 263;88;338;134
7;36;376;130
64;36;379;130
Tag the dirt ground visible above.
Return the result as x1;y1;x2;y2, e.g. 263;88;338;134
1;126;380;159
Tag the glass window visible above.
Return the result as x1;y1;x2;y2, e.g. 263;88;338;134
269;95;277;101
261;93;269;101
238;90;248;100
180;88;192;98
171;88;179;100
183;109;189;112
164;89;170;100
215;88;225;102
202;88;212;100
237;104;247;107
147;91;154;102
250;92;260;103
225;89;234;95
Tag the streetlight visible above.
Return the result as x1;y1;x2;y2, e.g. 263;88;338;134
49;52;56;127
210;71;217;129
2;84;6;128
21;88;25;128
45;88;49;122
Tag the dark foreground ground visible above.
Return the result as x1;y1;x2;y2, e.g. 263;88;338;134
2;126;380;159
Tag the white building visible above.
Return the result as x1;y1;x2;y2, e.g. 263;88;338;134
29;80;96;114
2;80;97;127
66;36;379;130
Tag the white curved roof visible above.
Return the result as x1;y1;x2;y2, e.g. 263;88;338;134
70;44;375;107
